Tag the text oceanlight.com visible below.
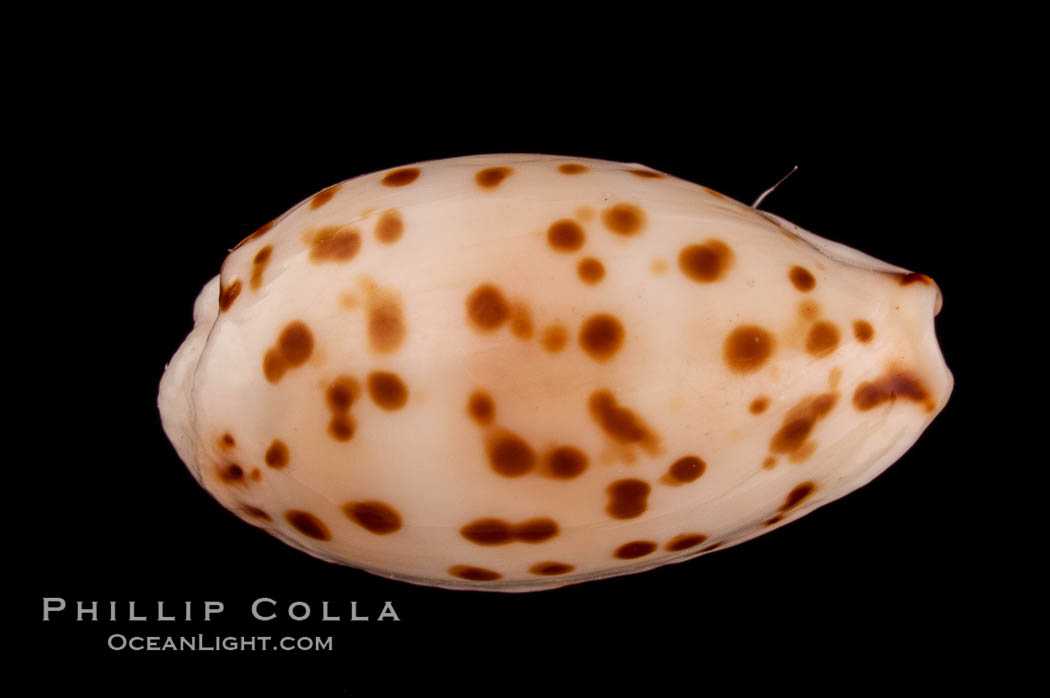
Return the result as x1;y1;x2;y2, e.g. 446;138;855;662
107;634;334;652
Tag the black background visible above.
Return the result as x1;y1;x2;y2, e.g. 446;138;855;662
18;54;1005;686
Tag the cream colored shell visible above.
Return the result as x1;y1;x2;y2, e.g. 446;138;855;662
158;153;952;591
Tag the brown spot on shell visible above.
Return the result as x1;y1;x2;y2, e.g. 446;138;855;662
651;258;669;275
853;370;931;411
898;272;933;286
510;302;534;340
328;414;355;441
789;266;816;292
278;321;314;365
853;320;875;343
249;468;261;481
308;225;361;263
782;481;816;510
344;501;402;534
467;284;510;331
375;210;404;244
547;219;585;252
749;396;770;415
449;565;501;581
767;482;816;523
606;479;650;520
589;390;658;450
541;324;568;353
614;541;657;559
601;203;645;236
327;375;360;412
286;510;331;541
468;391;495;426
381;167;420;187
218;463;244;483
530;562;574;576
666;533;708;551
219;278;242;312
762;456;777;469
678;240;734;282
514;518;559;544
724;325;775;374
367;371;408;410
579;314;624;362
575;206;595;222
250;245;273;290
310;183;342;209
487;431;536;477
220;432;235;449
366;286;406;355
476;166;513;188
461;519;513;546
558;163;588;175
241;504;271;521
263;348;286;383
789;440;819;463
628;168;665;178
233;220;274;250
770;393;838;455
704;187;727;200
545;446;588;479
806;322;840;357
265;439;289;469
577;257;605;285
666;456;705;484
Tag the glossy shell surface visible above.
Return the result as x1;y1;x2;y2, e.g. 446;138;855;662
158;154;952;591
